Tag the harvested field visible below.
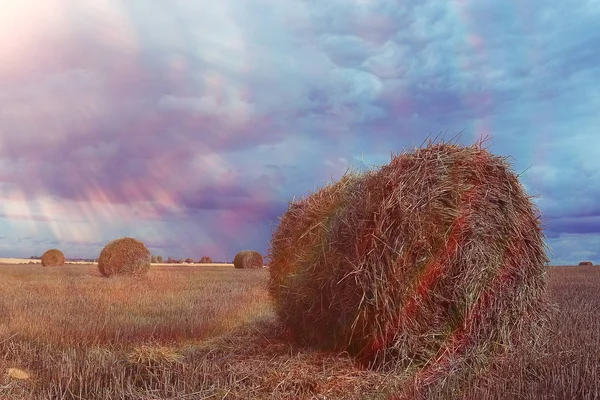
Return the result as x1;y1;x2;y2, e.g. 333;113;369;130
0;264;598;399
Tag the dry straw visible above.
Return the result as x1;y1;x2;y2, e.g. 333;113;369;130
127;344;184;366
268;138;552;389
41;249;65;267
97;237;151;277
233;250;263;269
6;367;30;380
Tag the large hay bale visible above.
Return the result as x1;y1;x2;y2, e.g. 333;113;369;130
98;237;151;277
233;250;263;269
268;140;551;379
578;261;593;266
41;249;65;266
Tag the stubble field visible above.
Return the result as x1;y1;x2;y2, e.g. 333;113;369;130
0;264;598;399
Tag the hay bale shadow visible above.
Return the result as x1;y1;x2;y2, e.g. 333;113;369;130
184;316;404;399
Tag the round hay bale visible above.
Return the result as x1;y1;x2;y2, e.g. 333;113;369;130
98;237;151;277
41;249;65;266
199;256;213;264
578;261;593;266
268;140;552;377
233;250;263;269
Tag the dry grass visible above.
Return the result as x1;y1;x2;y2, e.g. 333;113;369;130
0;264;598;399
0;264;269;348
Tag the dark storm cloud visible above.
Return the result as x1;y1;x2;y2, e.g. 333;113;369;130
546;217;600;236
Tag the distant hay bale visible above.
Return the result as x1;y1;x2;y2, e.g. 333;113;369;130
199;256;213;264
41;249;65;267
98;237;151;277
268;140;552;381
233;250;263;269
578;261;593;266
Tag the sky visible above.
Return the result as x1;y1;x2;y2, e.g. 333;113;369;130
0;0;599;265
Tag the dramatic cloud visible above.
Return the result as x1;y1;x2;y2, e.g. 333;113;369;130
0;0;598;263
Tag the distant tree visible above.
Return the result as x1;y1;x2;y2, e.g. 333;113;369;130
199;256;213;264
178;258;185;264
156;255;163;263
167;256;175;264
151;255;158;263
185;257;194;264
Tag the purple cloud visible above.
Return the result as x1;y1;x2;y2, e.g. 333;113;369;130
0;0;598;263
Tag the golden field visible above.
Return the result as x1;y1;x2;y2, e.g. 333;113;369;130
0;263;598;399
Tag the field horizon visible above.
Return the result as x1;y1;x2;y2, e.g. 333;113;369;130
0;258;250;267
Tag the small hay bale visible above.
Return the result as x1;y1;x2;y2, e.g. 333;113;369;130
578;261;593;266
98;237;151;277
268;140;552;382
233;250;263;269
41;249;65;266
199;256;213;264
